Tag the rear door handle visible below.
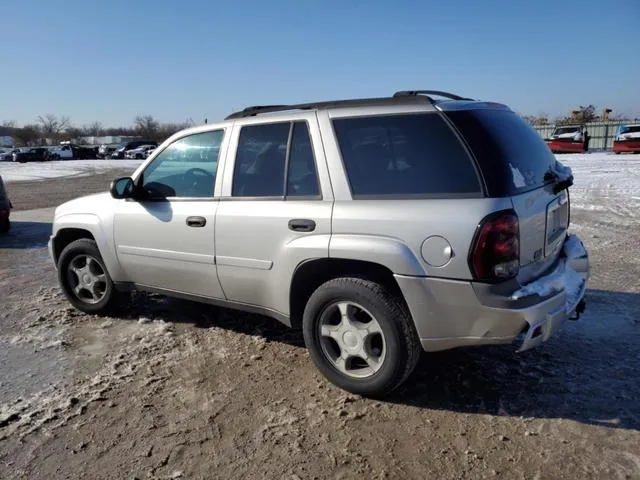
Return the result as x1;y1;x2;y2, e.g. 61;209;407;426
186;216;206;227
288;219;316;232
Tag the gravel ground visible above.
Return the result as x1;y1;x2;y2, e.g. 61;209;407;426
3;169;134;211
0;170;639;479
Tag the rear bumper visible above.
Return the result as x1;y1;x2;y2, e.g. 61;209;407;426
395;234;590;353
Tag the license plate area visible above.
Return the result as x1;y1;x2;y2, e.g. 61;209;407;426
545;191;568;257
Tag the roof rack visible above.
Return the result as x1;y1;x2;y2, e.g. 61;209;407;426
224;95;432;120
393;90;474;101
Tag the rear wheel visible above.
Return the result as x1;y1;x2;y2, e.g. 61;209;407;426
302;277;421;397
58;239;119;314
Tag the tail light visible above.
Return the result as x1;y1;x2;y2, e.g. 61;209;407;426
469;210;519;282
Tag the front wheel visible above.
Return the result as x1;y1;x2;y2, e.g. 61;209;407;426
0;217;9;234
302;277;421;397
57;239;118;314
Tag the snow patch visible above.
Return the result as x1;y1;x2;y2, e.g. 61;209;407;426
0;159;143;183
511;234;587;308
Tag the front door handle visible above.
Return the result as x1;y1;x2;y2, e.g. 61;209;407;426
186;216;206;227
288;219;316;232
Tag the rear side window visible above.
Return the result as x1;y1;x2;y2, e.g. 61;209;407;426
332;113;481;197
445;109;557;196
232;121;320;198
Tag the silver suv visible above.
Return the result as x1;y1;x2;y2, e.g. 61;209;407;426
48;90;590;396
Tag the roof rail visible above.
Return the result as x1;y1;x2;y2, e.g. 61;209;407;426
392;90;474;101
224;95;431;120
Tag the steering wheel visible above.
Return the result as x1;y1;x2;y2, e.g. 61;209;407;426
184;167;214;196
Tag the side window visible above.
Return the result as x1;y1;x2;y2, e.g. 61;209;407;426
141;130;223;198
286;122;320;197
332;113;481;197
232;123;289;197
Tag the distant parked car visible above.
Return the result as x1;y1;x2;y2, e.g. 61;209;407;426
613;124;640;154
98;144;116;159
125;144;157;159
544;125;588;153
111;140;158;159
49;143;98;160
0;148;23;161
0;174;11;233
13;147;50;163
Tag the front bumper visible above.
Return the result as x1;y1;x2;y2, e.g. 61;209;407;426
395;234;590;353
613;140;640;153
545;139;585;153
48;233;59;269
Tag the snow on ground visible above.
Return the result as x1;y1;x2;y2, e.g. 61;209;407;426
557;153;640;223
0;159;143;183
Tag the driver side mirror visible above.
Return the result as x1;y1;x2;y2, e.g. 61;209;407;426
110;177;136;199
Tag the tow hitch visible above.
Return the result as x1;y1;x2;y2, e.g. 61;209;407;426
569;299;586;321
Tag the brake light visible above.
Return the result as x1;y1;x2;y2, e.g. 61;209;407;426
470;210;519;282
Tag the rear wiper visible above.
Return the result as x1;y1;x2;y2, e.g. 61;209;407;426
545;167;574;194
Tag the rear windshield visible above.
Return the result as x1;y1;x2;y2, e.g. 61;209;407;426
445;109;557;196
332;113;481;198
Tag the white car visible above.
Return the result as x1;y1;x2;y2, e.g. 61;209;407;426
125;145;157;159
49;144;74;160
0;148;23;161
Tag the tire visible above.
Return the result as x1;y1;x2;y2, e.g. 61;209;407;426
57;239;119;314
0;218;9;234
302;277;421;397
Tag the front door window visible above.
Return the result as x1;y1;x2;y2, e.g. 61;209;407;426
141;130;224;198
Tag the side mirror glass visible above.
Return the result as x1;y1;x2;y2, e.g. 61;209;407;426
110;177;135;199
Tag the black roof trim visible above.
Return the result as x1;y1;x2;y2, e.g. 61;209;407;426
393;90;474;101
224;95;435;120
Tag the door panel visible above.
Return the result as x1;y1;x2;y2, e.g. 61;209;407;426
112;128;228;300
215;200;332;314
114;200;224;299
215;114;333;317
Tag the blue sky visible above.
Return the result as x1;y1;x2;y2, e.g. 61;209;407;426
2;0;639;127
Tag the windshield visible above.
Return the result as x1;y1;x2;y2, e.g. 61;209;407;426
620;125;640;134
553;126;581;135
445;108;558;196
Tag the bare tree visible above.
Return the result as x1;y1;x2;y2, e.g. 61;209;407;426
155;120;196;142
37;114;71;142
134;115;159;139
563;105;597;124
12;124;42;146
1;120;16;129
522;114;550;126
82;121;103;137
65;127;85;143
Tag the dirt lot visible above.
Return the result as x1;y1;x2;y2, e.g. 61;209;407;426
0;171;639;479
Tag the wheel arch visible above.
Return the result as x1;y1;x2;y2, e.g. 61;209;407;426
289;258;405;329
52;228;96;264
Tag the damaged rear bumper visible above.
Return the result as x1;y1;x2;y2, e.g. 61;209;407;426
511;234;590;352
395;234;590;353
